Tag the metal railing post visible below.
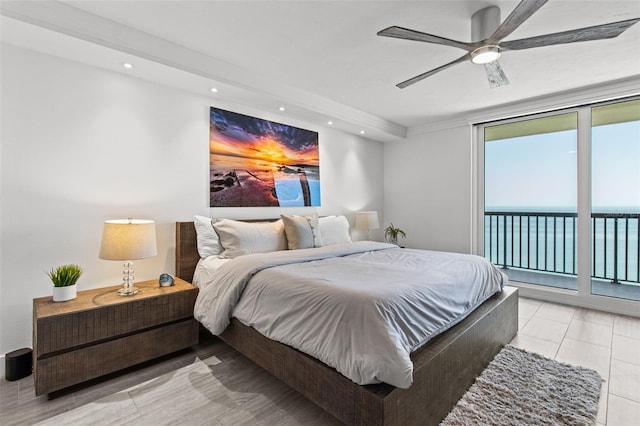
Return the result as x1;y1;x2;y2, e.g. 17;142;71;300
612;218;619;284
502;214;508;269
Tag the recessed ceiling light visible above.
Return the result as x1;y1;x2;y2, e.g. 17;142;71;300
360;130;365;134
328;121;333;125
122;62;133;69
210;87;218;93
279;106;286;111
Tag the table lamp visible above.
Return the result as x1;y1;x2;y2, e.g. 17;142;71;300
99;219;157;296
355;211;380;240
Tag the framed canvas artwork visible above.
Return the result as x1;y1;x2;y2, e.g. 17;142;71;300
209;107;320;207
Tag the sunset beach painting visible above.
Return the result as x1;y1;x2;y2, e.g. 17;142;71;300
209;107;320;207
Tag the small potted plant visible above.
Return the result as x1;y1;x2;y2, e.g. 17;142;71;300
47;264;82;302
384;223;406;246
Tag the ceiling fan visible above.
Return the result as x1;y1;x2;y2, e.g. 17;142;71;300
377;0;639;89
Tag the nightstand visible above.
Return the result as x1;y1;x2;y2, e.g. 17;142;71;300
33;278;199;396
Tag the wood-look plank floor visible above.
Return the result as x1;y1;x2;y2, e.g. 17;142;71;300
0;328;340;426
2;298;639;425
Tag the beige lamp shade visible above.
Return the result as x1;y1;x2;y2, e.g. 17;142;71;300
99;219;158;261
355;211;380;230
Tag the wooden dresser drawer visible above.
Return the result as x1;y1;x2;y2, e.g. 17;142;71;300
35;289;195;357
35;319;198;394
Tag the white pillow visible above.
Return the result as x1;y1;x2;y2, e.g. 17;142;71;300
318;215;352;246
193;215;222;258
214;219;287;259
281;214;322;250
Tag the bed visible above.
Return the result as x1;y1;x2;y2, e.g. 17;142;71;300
176;219;518;425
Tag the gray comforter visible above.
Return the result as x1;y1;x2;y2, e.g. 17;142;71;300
194;241;507;388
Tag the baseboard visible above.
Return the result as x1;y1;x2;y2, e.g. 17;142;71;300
0;354;5;379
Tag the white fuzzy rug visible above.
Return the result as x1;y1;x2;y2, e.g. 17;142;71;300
441;345;603;426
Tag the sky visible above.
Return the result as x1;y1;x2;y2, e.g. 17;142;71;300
485;121;640;212
210;107;319;166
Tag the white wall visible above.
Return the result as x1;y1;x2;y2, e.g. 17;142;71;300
0;45;384;374
384;125;472;253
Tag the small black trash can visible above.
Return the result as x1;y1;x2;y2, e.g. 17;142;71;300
5;348;32;381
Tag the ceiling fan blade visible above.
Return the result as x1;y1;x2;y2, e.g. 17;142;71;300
397;53;471;88
501;18;640;51
378;26;478;51
484;61;510;88
488;0;548;44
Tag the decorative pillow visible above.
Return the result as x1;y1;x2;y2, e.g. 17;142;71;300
318;215;352;246
193;215;222;258
281;214;322;250
214;219;287;259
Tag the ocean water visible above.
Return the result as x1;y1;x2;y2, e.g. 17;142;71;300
484;208;639;284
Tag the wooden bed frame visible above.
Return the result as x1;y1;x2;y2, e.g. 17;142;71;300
176;221;518;425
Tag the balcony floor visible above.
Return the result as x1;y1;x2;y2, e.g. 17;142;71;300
502;268;640;302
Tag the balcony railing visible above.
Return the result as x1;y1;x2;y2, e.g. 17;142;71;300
485;211;640;284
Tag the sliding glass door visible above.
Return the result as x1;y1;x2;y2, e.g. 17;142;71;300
483;112;578;290
590;99;640;301
478;97;640;306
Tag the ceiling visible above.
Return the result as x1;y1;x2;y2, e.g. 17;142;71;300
2;1;640;142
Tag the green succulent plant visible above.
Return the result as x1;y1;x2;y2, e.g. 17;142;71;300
47;264;83;287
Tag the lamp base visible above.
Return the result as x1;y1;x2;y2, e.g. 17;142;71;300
118;261;138;296
118;286;139;296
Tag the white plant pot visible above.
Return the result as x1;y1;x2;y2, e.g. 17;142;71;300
53;284;77;302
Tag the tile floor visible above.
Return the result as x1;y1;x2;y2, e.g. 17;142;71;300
511;298;640;426
1;297;639;425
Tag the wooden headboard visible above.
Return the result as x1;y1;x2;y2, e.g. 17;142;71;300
175;222;199;283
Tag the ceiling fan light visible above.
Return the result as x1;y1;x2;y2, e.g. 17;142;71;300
471;46;501;64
